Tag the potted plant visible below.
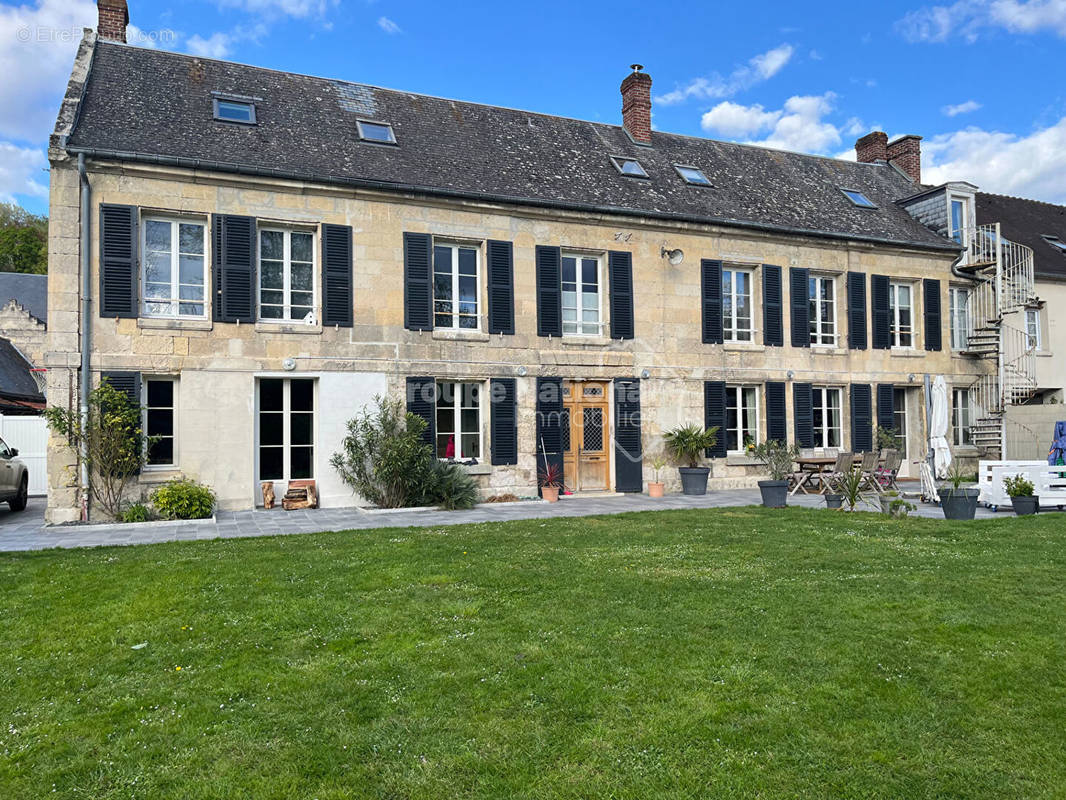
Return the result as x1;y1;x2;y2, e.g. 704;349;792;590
836;466;866;512
825;490;843;509
647;456;667;498
539;462;562;503
1004;474;1039;516
663;424;719;496
940;462;979;520
750;439;799;508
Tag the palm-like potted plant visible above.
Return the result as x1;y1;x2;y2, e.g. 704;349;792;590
1004;474;1039;516
940;462;979;520
663;424;719;495
750;439;799;507
647;455;667;498
539;462;562;503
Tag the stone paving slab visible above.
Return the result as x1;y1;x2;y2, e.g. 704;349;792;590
0;485;1050;553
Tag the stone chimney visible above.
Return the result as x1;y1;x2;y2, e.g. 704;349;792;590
887;135;922;183
855;131;888;163
620;64;652;145
97;0;129;43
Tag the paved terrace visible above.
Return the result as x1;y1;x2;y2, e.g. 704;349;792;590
0;486;1049;553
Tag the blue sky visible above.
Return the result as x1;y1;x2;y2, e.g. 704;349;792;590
2;0;1066;215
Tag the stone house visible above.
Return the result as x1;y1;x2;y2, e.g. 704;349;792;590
46;2;994;521
0;273;48;371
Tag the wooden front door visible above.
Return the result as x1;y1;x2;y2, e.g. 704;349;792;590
562;381;611;492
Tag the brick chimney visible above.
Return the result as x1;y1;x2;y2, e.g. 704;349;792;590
887;135;922;183
855;131;888;163
621;64;652;145
97;0;129;43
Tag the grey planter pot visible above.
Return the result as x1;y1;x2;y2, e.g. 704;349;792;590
1010;495;1039;516
678;467;710;495
941;488;979;520
825;493;843;509
758;480;789;508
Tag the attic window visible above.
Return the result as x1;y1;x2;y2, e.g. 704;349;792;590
213;98;256;124
611;156;648;178
841;188;877;208
357;120;396;144
1042;235;1066;254
674;165;711;186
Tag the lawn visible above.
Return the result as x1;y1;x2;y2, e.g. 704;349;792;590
1;508;1064;799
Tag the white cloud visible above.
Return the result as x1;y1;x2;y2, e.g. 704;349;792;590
924;117;1066;203
187;32;233;59
218;0;337;18
0;142;49;204
655;44;794;105
377;16;401;34
700;93;844;154
898;0;1066;42
942;99;982;116
700;102;781;138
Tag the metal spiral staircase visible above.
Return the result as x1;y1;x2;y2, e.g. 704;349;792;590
958;224;1038;457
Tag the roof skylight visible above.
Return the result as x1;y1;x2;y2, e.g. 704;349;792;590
611;156;648;178
357;120;397;144
1042;235;1066;254
841;188;877;208
675;165;711;186
213;98;256;124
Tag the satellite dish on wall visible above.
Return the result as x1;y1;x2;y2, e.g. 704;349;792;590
661;247;684;266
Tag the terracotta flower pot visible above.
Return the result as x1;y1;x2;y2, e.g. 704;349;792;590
648;481;665;498
541;486;560;503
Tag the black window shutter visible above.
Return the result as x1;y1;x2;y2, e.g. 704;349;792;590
703;380;727;458
765;382;787;444
535;377;564;493
403;232;433;331
790;267;810;348
614;378;643;492
535;246;562;337
490;378;518;465
793;383;814;448
923;278;942;351
212;215;256;323
847;271;867;350
701;259;723;344
320;223;353;327
763;264;783;347
405;376;436;449
850;383;873;452
871;274;891;350
608;251;634;340
486;240;515;335
99;204;138;318
876;384;895;433
101;371;141;407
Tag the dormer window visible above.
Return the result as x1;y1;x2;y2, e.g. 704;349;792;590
357;120;396;144
841;188;877;208
675;165;711;186
213;98;256;124
611;156;648;178
1042;234;1066;254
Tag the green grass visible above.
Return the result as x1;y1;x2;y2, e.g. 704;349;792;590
2;508;1065;799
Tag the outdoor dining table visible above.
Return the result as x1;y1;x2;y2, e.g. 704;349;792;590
789;454;864;496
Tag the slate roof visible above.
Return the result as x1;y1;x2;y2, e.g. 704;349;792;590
0;273;47;324
0;337;44;405
64;41;958;253
976;193;1066;281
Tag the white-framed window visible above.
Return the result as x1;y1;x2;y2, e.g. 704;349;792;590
725;385;759;453
258;378;315;483
562;253;602;336
808;274;837;346
812;386;843;449
952;388;973;447
142;217;207;318
213;98;256;124
949;195;971;243
435;381;482;460
259;228;315;322
1025;308;1042;350
722;266;754;342
433;242;480;329
949;286;971;350
143;378;176;467
889;281;914;348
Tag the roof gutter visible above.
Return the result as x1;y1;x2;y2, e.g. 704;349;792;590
66;146;962;255
77;153;91;522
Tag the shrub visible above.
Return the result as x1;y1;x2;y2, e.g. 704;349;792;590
120;503;153;523
419;459;479;510
151;479;215;520
1004;474;1035;498
663;424;719;468
751;439;800;482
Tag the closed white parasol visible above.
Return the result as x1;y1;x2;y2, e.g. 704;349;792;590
930;375;952;479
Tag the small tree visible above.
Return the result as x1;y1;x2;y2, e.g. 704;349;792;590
44;382;148;519
663;424;719;468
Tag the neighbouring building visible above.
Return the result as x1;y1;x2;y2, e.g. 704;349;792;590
0;272;48;371
47;2;994;521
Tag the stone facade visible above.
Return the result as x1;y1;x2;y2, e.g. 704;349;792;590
0;301;46;369
45;152;990;521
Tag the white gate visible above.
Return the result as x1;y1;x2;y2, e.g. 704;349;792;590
0;414;48;496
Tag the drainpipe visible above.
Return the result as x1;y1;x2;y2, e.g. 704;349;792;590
77;154;91;522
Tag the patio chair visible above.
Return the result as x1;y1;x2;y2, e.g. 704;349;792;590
824;451;855;493
876;449;903;491
858;450;880;491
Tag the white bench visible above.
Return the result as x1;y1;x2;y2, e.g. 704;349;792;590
983;462;1066;511
977;460;1047;507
